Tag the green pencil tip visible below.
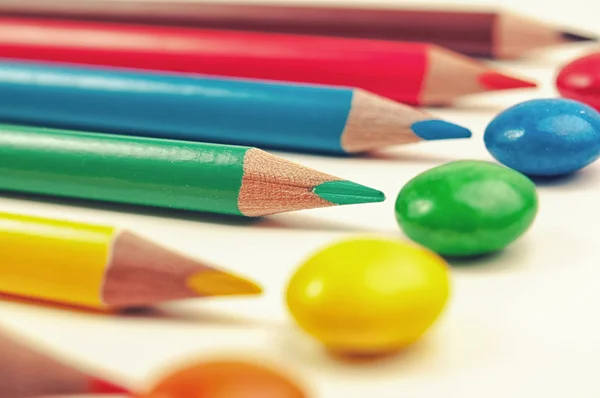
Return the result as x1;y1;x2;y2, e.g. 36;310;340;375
314;180;386;205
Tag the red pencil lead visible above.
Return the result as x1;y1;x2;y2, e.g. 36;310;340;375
89;377;131;394
479;71;538;91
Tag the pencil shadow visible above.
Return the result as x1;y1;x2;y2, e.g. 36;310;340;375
0;188;385;233
0;292;111;314
425;101;510;113
496;43;599;67
254;213;380;233
115;305;263;327
357;149;462;163
0;293;262;326
0;190;260;227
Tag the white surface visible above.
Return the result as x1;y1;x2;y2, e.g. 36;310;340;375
1;1;600;397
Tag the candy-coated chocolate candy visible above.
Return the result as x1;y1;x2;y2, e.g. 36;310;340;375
484;98;600;176
395;160;538;257
557;52;600;110
142;360;307;398
286;237;450;354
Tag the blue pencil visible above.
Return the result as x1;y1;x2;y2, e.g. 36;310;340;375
0;60;470;154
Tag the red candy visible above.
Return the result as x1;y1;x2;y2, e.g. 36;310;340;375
556;52;600;110
141;360;308;398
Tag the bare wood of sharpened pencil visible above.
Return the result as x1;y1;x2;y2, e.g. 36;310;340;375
421;46;530;105
422;46;488;105
102;230;258;307
341;90;426;153
0;328;89;398
238;148;337;217
493;12;573;59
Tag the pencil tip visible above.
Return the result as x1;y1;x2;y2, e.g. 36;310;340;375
89;377;130;394
479;71;537;91
561;31;597;42
411;119;472;141
314;180;385;205
187;271;263;297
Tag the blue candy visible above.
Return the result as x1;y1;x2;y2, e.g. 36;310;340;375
484;98;600;176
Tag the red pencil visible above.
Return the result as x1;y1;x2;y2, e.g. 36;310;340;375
0;17;536;106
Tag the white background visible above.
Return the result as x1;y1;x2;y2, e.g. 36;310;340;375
1;0;600;397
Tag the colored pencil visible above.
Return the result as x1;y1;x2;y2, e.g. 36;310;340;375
0;1;594;59
32;396;129;398
0;60;471;155
556;52;600;110
0;325;129;397
31;396;129;398
0;124;384;216
0;18;536;105
0;211;262;309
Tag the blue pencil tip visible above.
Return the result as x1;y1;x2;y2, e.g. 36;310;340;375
411;119;472;141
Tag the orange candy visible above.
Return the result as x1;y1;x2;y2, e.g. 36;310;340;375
141;360;308;398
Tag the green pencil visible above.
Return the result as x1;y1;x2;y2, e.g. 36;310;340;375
0;124;384;216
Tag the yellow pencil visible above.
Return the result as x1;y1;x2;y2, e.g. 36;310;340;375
0;212;262;309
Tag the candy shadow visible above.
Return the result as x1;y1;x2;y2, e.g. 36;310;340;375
274;319;503;379
529;171;589;186
275;326;433;371
443;240;533;274
444;251;504;267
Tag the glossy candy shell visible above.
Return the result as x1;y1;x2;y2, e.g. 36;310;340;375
557;52;600;110
395;160;538;257
286;237;450;354
484;98;600;176
143;360;307;398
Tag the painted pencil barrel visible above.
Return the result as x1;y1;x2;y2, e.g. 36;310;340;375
0;212;114;308
0;18;427;103
0;210;264;309
0;4;593;59
0;61;352;154
0;124;249;215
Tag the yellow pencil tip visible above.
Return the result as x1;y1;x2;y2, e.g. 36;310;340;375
187;271;263;297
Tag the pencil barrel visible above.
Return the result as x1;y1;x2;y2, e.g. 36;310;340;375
0;18;427;103
0;4;497;57
0;61;352;154
0;212;113;308
0;124;248;215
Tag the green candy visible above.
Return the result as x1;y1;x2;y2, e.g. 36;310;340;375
395;160;538;257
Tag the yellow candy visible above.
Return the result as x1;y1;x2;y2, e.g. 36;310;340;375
286;237;451;355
